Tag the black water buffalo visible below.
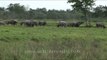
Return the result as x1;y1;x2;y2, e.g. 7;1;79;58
33;21;38;26
38;21;46;26
5;20;17;25
0;21;5;25
96;22;106;28
57;21;67;27
20;20;36;27
67;21;84;27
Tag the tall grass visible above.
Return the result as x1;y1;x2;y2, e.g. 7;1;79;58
0;25;107;60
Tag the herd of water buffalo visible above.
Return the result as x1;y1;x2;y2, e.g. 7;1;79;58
0;20;106;28
57;21;106;28
0;20;46;27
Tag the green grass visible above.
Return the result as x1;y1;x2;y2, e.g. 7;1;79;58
0;25;107;60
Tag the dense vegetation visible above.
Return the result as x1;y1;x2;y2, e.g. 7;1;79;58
0;3;107;20
0;23;107;60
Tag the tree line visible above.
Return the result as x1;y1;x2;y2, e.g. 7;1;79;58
0;3;107;20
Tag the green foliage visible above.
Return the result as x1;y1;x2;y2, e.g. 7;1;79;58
93;5;107;18
68;0;96;26
0;7;5;11
0;3;107;21
68;0;95;12
0;22;107;60
7;3;26;13
6;3;27;19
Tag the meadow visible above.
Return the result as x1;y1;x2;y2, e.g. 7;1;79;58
0;21;107;60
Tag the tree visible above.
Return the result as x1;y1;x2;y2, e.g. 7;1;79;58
68;0;95;26
0;7;8;19
92;5;107;18
47;10;59;19
7;3;27;19
35;8;47;19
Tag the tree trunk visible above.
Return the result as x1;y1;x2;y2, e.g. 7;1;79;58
84;10;91;27
84;11;88;26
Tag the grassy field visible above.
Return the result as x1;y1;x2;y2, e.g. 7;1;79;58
0;23;107;60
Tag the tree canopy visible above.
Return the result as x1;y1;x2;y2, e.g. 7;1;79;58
68;0;95;12
0;3;107;21
68;0;96;26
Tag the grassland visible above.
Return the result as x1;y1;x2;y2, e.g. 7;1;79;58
0;22;107;60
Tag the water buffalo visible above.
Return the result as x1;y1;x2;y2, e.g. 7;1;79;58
67;21;84;27
20;20;36;27
33;20;38;26
57;21;67;27
38;21;46;26
5;20;17;25
96;22;106;28
0;21;5;25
